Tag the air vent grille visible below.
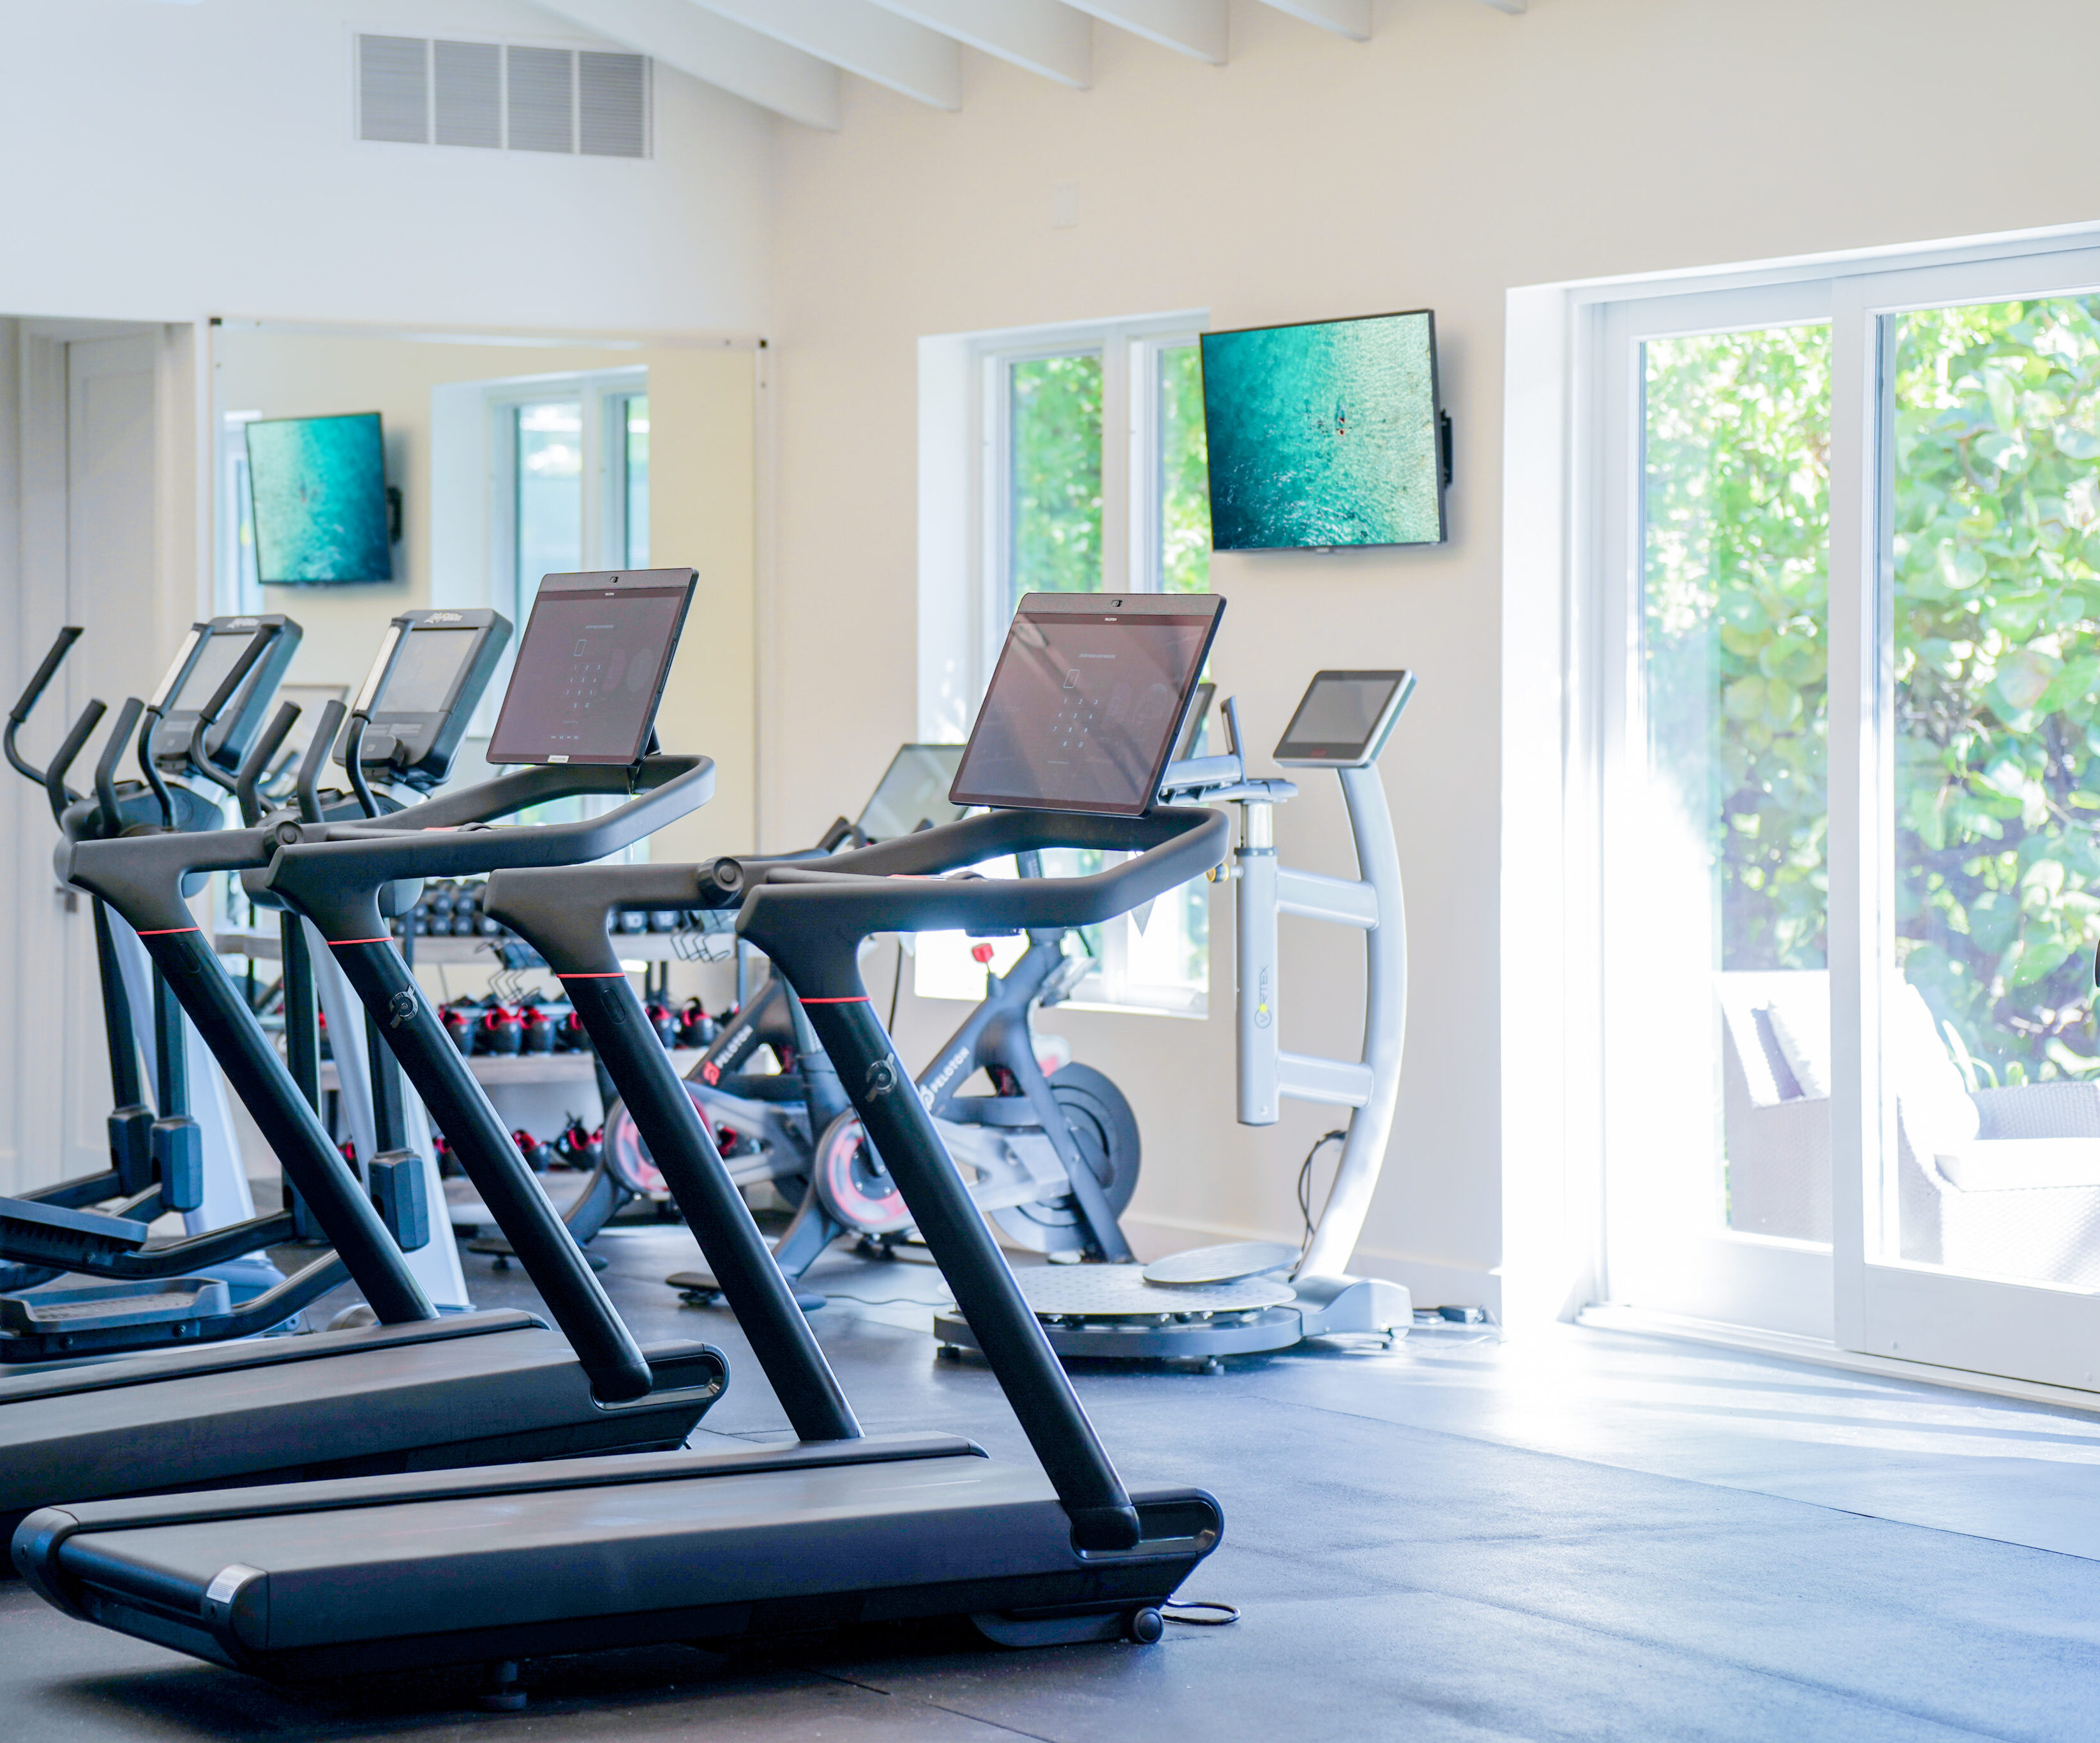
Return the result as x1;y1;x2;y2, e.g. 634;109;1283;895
356;34;650;158
358;34;428;144
433;40;501;149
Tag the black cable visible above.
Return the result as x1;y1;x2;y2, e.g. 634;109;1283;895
1296;1128;1349;1244
1163;1600;1240;1626
887;935;906;1032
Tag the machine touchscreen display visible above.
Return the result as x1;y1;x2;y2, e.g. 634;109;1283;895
375;626;478;714
487;577;692;764
951;597;1221;815
1273;670;1414;766
855;744;967;841
173;628;257;709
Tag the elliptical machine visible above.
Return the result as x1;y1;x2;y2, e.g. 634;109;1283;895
937;669;1418;1365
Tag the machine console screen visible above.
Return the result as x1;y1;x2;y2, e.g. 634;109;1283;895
374;626;478;714
855;744;968;841
1273;670;1415;767
952;595;1222;816
488;571;694;764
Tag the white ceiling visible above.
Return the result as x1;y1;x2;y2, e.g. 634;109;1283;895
530;0;1523;132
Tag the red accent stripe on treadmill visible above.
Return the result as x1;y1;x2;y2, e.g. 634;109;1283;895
559;971;629;979
134;926;200;936
327;937;394;947
799;995;869;1004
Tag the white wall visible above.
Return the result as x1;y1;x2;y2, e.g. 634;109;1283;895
0;0;772;335
763;0;2100;1318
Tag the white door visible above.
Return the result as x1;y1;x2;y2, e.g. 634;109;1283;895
56;333;162;1178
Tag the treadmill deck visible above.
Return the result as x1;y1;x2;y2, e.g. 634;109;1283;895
15;1435;1222;1678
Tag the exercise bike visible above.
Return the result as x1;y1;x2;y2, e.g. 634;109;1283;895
659;891;1139;1306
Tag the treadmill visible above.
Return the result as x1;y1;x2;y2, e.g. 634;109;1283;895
0;598;727;1541
15;591;1230;1684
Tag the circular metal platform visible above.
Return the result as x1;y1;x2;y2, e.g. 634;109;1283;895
1015;1264;1295;1318
1141;1241;1300;1286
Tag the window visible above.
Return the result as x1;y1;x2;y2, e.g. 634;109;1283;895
487;368;647;622
916;313;1214;1016
216;411;263;617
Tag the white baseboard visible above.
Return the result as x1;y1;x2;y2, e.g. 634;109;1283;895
1118;1213;1501;1318
1580;1301;2100;1415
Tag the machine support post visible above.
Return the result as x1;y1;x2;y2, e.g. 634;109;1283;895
1294;764;1405;1282
1235;798;1280;1126
561;972;862;1443
799;985;1142;1551
324;939;654;1403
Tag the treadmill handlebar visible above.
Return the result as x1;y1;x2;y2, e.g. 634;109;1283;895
736;807;1231;995
63;755;712;936
481;847;818;974
261;755;714;939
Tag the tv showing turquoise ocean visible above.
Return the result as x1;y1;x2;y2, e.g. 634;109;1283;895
1200;310;1446;551
245;411;393;584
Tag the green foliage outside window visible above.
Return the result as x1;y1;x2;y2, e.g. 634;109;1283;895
1159;345;1212;592
1644;328;1833;974
1010;354;1103;606
1893;299;2100;1084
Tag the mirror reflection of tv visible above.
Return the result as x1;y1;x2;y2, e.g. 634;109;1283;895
245;411;394;584
1199;310;1448;552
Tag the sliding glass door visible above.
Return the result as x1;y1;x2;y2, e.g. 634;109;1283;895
1598;285;1836;1335
1599;244;2100;1389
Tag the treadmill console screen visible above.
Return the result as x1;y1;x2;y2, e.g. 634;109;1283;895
487;569;696;765
951;592;1224;816
1272;669;1416;768
855;744;968;841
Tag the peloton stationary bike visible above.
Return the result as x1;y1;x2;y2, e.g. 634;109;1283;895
938;668;1418;1365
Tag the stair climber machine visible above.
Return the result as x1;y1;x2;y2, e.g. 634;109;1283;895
0;615;308;1357
0;587;728;1544
15;587;1227;1694
938;668;1419;1366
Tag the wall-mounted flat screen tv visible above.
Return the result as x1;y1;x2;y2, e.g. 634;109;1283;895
245;411;394;584
1200;310;1448;552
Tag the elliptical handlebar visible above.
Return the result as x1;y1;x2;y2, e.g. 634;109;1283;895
42;698;107;829
184;631;275;796
91;698;146;840
234;702;302;829
293;700;345;825
5;626;84;787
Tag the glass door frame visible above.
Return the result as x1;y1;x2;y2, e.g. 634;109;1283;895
1594;280;1836;1338
1833;245;2100;1388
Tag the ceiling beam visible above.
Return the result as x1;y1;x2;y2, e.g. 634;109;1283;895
534;0;842;128
868;0;1091;89
690;0;963;110
1254;0;1370;40
1063;0;1225;65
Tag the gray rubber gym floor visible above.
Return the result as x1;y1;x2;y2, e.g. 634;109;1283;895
10;1225;2100;1742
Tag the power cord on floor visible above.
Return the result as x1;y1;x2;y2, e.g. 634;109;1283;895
1296;1129;1349;1244
1162;1600;1240;1626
